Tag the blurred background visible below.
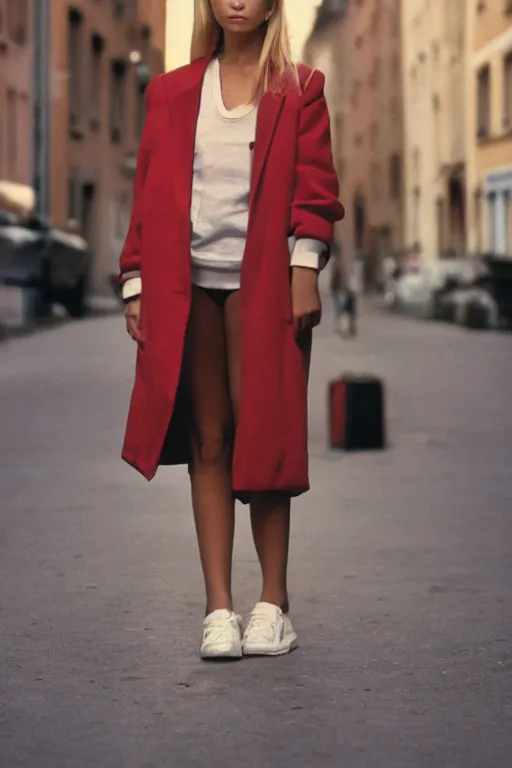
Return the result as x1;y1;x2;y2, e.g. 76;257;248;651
0;0;512;330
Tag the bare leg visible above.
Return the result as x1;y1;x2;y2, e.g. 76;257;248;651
224;292;298;612
248;493;291;612
186;287;235;614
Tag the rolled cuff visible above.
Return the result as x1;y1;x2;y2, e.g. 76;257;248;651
290;237;328;271
121;276;142;302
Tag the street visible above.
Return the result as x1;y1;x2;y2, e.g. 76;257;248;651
1;305;511;768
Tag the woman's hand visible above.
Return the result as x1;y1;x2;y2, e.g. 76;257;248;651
291;267;322;337
125;297;145;346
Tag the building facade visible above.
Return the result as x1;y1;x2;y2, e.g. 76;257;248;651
401;0;467;263
0;0;33;200
49;0;165;295
466;0;512;255
304;0;404;291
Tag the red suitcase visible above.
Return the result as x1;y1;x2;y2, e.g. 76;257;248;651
329;374;386;451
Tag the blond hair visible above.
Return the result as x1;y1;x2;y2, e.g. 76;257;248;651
191;0;298;97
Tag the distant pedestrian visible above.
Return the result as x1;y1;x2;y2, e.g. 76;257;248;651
330;257;357;337
120;0;343;660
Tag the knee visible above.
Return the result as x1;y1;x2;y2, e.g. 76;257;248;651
190;427;233;469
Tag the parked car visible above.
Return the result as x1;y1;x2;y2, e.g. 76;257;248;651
0;209;20;227
483;254;512;329
0;216;91;317
385;258;485;319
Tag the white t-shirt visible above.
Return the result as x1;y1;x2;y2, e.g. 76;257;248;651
191;58;257;289
190;58;325;290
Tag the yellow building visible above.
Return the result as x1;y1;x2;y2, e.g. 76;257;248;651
401;0;466;262
466;1;512;254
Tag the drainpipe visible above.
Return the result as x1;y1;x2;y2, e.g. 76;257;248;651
33;0;50;219
28;0;51;322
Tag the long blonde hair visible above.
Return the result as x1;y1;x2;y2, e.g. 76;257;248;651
191;0;298;97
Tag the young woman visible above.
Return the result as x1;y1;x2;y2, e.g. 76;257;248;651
120;0;344;659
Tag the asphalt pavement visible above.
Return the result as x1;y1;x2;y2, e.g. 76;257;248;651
1;302;511;767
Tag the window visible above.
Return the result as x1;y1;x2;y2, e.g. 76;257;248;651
504;52;512;129
135;83;146;142
389;154;402;200
7;0;28;44
111;0;126;17
477;65;491;138
6;89;17;179
90;34;105;129
68;173;79;221
110;59;126;143
68;8;84;136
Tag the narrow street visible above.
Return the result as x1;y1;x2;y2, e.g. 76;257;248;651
1;305;511;767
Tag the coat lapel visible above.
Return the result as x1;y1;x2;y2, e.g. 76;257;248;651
161;56;212;232
250;91;285;207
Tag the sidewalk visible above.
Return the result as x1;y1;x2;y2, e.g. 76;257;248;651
0;285;122;340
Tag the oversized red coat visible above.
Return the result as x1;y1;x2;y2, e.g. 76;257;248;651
119;55;344;498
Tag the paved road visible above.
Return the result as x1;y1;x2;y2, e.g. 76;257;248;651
1;305;511;767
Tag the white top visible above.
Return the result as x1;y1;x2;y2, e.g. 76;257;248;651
191;58;257;289
121;58;326;301
190;58;325;290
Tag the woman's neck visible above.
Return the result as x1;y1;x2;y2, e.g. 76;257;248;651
219;28;265;67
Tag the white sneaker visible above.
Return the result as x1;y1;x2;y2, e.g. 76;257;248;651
200;609;243;660
242;602;298;656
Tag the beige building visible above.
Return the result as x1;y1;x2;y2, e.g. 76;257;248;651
466;0;512;255
401;0;467;262
0;0;33;206
49;0;165;294
304;0;404;291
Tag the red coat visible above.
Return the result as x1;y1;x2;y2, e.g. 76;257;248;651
120;55;344;498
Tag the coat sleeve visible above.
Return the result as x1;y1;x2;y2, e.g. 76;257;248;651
290;70;345;249
118;75;160;300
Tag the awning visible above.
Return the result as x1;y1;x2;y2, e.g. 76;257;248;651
0;181;35;216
